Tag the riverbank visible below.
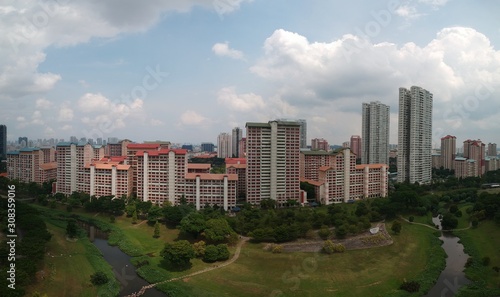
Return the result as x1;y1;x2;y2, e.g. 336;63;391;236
25;221;119;297
454;221;500;296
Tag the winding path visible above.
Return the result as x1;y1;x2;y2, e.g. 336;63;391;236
398;216;471;231
123;236;250;297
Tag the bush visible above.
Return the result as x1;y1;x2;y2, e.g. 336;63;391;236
323;240;346;254
482;256;491;266
90;271;109;286
455;210;462;218
465;257;474;268
391;221;402;234
193;241;206;257
318;226;331;240
449;204;458;213
471;217;479;228
400;280;420;292
335;225;347;239
203;245;219;263
216;244;230;261
272;245;283;254
409;216;414;222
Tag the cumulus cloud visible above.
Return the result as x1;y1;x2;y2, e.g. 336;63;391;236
180;110;208;125
217;87;265;111
77;92;144;132
249;27;500;144
0;1;251;100
212;42;244;60
35;98;52;109
58;106;74;122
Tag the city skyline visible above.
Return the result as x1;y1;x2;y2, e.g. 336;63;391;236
0;2;499;146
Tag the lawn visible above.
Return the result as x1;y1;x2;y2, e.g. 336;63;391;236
455;221;500;287
184;222;443;297
24;222;111;297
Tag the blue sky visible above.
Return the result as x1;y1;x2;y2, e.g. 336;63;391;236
1;0;499;147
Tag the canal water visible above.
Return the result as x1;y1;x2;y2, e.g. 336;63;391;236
424;217;471;297
79;223;166;296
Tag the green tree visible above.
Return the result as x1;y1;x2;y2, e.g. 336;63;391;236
203;218;236;243
180;212;206;238
391;221;402;234
335;225;348;239
66;219;78;238
132;210;138;224
203;244;219;263
216;244;230;260
318;225;331;240
90;271;109;285
147;205;163;223
193;241;206;257
153;220;160;238
161;240;195;269
441;213;458;230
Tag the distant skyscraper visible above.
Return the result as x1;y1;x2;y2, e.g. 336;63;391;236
217;132;232;158
232;127;243;157
18;137;28;148
440;135;456;170
361;101;390;165
342;141;350;148
201;142;215;152
488;143;497;157
0;125;6;160
311;138;329;151
246;120;301;205
350;135;362;159
463;139;485;176
397;86;433;184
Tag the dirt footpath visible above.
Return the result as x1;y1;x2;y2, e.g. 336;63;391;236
279;223;393;253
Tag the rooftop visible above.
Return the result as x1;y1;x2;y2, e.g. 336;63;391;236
185;173;238;181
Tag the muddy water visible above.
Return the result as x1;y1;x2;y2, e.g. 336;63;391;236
424;217;471;297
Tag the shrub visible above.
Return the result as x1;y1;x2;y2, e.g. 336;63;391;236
318;226;331;240
391;221;402;234
193;241;206;257
323;240;346;254
482;256;491;266
471;217;479;228
465;257;474;268
90;271;109;286
272;245;283;254
400;280;420;292
203;245;219;263
409;216;414;222
216;244;230;261
492;266;499;273
455;210;462;218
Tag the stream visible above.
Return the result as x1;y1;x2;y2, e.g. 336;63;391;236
424;217;471;297
80;223;166;297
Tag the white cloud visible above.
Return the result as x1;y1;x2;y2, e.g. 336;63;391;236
35;98;52;109
249;27;500;144
77;92;144;132
395;5;423;20
217;87;264;111
61;124;72;131
212;42;244;60
150;119;164;126
58;106;74;122
0;1;251;100
180;110;208;125
419;0;450;8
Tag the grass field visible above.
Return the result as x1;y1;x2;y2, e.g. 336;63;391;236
25;222;101;297
456;221;500;286
184;222;443;297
